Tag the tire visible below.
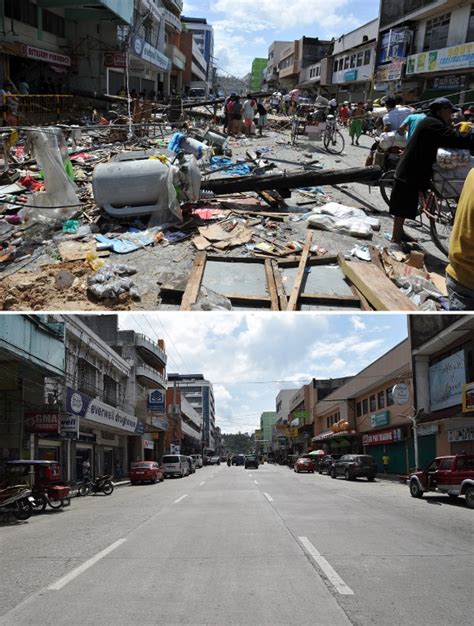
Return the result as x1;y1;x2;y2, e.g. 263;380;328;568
130;482;137;486
367;476;375;482
102;482;114;496
464;487;474;509
409;479;423;499
61;497;71;507
379;169;396;207
15;501;32;521
31;496;47;513
345;469;351;481
48;498;63;510
160;476;164;482
428;193;456;258
448;493;459;499
318;470;322;475
79;484;90;497
324;129;345;154
331;470;336;479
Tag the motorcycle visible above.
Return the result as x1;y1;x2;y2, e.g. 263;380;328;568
79;474;114;496
0;486;35;522
5;460;71;513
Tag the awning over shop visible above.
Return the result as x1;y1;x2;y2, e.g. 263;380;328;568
313;430;357;441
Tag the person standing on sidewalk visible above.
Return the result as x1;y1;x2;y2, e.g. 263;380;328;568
382;453;390;474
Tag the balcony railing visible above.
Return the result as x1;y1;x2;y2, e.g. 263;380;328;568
135;334;167;369
136;363;167;389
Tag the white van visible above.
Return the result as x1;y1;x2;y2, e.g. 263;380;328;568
190;454;203;468
161;454;190;478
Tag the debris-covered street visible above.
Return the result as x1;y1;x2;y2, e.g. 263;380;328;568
0;114;452;311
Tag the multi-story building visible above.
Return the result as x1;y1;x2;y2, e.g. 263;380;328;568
180;16;214;94
167;373;215;454
410;315;474;456
262;41;292;92
278;37;333;92
0;315;65;467
249;58;267;92
164;387;202;454
376;0;474;103
326;18;379;102
259;411;278;454
313;339;415;474
180;30;208;95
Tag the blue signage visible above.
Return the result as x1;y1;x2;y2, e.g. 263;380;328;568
148;390;165;413
132;36;171;71
344;70;358;82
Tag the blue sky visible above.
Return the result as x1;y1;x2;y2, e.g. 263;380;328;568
120;313;408;434
182;0;381;77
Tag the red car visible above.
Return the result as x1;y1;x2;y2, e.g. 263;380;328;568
409;454;474;508
294;457;315;473
129;461;164;485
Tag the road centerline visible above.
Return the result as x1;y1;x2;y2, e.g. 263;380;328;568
299;536;354;596
264;492;273;502
174;494;188;504
47;538;127;591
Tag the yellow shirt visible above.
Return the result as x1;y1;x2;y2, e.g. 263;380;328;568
447;169;474;290
458;121;474;134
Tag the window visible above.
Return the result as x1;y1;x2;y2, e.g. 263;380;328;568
78;358;97;397
423;13;451;51
386;387;394;406
316;66;320;76
467;5;474;43
356;402;362;417
5;0;38;28
344;57;350;69
439;458;453;470
362;398;368;415
103;375;117;407
378;391;385;410
364;49;371;65
42;9;65;38
356;52;363;67
350;54;356;68
370;395;377;412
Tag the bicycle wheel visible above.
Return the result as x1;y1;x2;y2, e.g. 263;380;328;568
379;169;396;207
427;192;456;257
324;130;345;154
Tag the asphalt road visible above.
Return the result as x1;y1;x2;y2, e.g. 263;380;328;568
1;464;472;625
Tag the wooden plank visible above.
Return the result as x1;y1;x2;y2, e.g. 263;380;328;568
286;231;313;311
264;259;280;311
272;260;288;310
350;285;372;311
206;255;269;265
58;241;110;262
278;255;338;268
339;256;418;311
180;252;207;310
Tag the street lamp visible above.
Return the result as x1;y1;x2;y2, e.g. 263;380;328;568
398;407;424;470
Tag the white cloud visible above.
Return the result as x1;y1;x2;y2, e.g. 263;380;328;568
351;316;366;330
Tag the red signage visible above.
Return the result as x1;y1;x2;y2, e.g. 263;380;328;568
104;52;127;68
24;45;71;67
25;412;60;434
362;428;403;446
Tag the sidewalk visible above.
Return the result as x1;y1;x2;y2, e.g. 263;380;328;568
377;473;408;485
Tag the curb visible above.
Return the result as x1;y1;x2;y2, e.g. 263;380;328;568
112;480;131;488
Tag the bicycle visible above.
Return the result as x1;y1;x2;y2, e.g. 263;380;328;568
323;115;345;154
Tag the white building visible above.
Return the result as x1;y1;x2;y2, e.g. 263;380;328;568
180;16;214;93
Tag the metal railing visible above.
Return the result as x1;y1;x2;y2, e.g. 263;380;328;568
2;95;74;126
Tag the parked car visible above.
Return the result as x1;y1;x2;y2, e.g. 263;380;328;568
294;457;315;473
318;455;340;475
161;454;190;478
408;454;474;508
206;456;221;466
244;455;259;469
232;454;245;466
190;454;203;468
186;456;196;474
331;455;377;481
129;461;164;485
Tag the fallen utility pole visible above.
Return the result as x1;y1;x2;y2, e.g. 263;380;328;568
180;91;273;110
203;166;382;196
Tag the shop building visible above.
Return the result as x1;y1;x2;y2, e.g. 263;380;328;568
165;387;202;454
0;315;66;467
180;31;208;95
262;41;292;92
249;58;267;92
259;411;277;455
180;15;214;95
314;339;417;474
328;18;378;102
411;315;474;458
277;37;332;92
377;0;474;103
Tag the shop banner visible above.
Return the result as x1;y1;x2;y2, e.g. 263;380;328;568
448;425;474;443
429;350;466;412
132;36;170;71
462;382;474;412
24;412;60;434
143;439;155;450
344;70;358;82
285;428;299;438
431;75;466;91
24;45;71;67
370;411;390;429
379;29;411;63
148;390;165;413
375;59;404;82
60;414;79;439
104;52;127;68
66;388;145;434
406;42;474;75
363;428;403;446
417;423;438;437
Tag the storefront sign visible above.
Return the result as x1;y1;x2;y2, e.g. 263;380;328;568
25;412;59;434
66;388;146;435
448;425;474;443
24;45;71;67
370;410;390;429
406;42;474;75
285;428;298;438
104;52;127;68
375;59;404;82
431;75;466;91
462;382;474;412
417;423;438;437
132;36;170;71
144;440;155;450
344;70;358;82
60;415;79;439
148;390;165;413
152;416;168;431
293;410;309;419
362;428;403;446
393;383;410;405
429;351;466;412
379;29;411;63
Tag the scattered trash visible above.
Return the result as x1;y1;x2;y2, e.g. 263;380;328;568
351;245;371;261
88;264;140;301
190;286;232;311
63;220;79;233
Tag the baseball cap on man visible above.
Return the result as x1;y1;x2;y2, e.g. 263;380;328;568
429;97;459;111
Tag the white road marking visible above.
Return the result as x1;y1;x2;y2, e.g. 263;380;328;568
174;494;188;504
199;481;205;486
299;536;354;595
254;480;259;484
264;492;273;502
48;539;126;590
338;493;360;502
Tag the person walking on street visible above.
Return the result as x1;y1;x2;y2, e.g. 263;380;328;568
389;97;474;248
382;454;390;474
349;102;365;145
243;94;257;137
383;96;413;132
232;96;242;136
339;102;349;127
256;99;268;136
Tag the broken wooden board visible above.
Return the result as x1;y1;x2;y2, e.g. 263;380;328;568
286;232;313;311
58;241;110;262
339;256;419;311
180;251;207;310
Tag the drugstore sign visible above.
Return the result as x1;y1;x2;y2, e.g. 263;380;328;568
406;42;474;75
